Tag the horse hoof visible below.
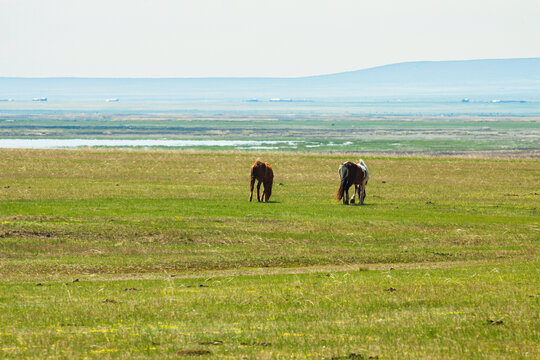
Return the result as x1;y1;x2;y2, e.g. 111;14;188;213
350;199;355;204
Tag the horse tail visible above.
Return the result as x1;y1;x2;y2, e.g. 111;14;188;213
249;164;256;183
336;164;349;200
249;162;259;200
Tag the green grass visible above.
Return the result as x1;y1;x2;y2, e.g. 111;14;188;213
0;264;538;359
0;149;538;358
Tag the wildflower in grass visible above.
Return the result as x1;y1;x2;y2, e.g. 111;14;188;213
90;348;119;354
161;324;179;330
433;311;465;315
1;346;27;352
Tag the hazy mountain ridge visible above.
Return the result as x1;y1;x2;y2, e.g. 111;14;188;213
310;58;540;83
1;58;539;101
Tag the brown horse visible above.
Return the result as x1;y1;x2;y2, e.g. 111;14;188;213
336;160;369;205
249;161;274;202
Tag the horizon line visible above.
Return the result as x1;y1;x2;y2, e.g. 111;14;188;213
1;57;538;80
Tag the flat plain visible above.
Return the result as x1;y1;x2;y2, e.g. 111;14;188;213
1;113;539;155
0;149;538;359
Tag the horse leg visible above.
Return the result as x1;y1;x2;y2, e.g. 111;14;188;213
256;181;262;202
249;177;255;202
361;187;366;205
263;180;272;202
343;184;350;205
351;185;359;204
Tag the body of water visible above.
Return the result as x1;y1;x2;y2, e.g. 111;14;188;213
1;99;539;116
0;139;298;149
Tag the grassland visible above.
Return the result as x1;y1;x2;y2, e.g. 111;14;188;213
0;149;538;359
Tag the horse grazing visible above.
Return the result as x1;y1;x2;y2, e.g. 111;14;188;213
249;161;274;202
336;160;370;205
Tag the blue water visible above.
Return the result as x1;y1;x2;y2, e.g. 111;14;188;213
0;99;538;116
0;139;301;149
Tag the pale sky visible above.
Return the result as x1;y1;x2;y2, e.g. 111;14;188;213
1;0;539;78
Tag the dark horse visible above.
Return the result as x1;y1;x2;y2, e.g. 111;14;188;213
249;161;274;202
336;160;370;205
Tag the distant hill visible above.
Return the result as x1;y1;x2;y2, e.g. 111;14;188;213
1;58;539;101
312;58;540;83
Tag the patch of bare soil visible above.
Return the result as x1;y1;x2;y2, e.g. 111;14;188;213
177;349;211;356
